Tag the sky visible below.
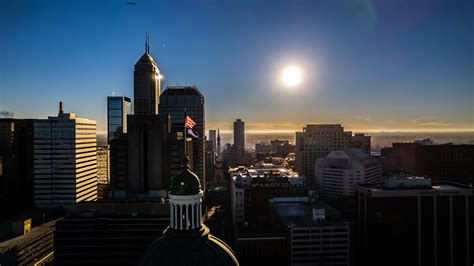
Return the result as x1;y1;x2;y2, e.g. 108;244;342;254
0;0;473;134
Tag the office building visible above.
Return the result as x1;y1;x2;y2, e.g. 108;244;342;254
134;36;161;115
54;201;170;264
351;133;371;154
33;102;97;206
217;129;222;159
97;146;109;184
0;119;35;218
205;139;216;182
415;144;474;185
209;129;217;151
230;166;307;225
355;177;473;266
315;149;381;200
271;197;350;266
159;85;205;187
233;119;245;153
255;142;271;155
109;134;129;195
296;124;352;186
107;96;132;143
127;114;171;196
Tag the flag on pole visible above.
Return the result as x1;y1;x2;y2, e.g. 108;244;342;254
185;114;199;139
185;115;196;129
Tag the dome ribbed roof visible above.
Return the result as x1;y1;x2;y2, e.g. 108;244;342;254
137;226;239;266
170;157;201;195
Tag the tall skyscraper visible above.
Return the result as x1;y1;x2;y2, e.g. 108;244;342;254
107;96;132;143
159;86;205;187
209;129;217;151
295;124;352;186
33;102;97;206
134;36;161;115
233;119;245;152
217;129;222;159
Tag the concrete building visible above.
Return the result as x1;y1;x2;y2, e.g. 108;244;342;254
33;102;97;207
127;114;171;196
133;36;161;116
271;197;350;266
107;96;131;143
355;177;473;266
296;124;352;187
230;166;307;226
351;133;371;154
0;119;35;218
315;149;381;200
159;86;205;187
233;119;245;153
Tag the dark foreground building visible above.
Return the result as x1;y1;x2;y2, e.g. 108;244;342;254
0;219;55;266
415;144;474;185
355;177;473;266
54;201;170;265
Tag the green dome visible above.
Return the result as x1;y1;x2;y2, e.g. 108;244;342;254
169;157;201;195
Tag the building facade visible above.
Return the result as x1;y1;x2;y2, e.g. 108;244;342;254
107;96;131;143
0;119;35;218
351;133;371;154
127;114;171;196
159;86;205;187
355;177;473;266
314;149;381;200
97;146;109;184
33;103;97;206
296;124;352;186
415;144;474;185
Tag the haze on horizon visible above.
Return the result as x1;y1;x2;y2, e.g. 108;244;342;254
0;0;472;134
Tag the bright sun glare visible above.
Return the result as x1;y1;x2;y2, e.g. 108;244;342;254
281;65;303;87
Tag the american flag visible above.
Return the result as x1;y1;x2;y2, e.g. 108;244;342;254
185;115;196;129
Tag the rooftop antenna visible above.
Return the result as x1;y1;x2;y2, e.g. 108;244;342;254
145;32;148;53
147;34;150;53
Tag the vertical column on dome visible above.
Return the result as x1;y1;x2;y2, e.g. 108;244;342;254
170;204;174;228
189;204;196;229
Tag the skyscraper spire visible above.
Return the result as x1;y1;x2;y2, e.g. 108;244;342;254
145;32;148;53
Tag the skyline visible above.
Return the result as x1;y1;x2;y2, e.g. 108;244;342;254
1;0;473;134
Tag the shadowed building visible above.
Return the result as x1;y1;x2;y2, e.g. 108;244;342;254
355;177;473;266
0;118;35;218
159;86;205;189
127;114;171;196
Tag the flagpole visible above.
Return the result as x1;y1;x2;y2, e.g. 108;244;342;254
184;107;187;158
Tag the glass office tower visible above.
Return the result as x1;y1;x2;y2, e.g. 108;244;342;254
107;96;132;143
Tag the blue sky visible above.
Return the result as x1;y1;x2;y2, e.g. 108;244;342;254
0;0;472;133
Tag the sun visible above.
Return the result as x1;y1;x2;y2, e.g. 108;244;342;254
281;65;303;87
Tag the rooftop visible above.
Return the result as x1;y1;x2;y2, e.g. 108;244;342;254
272;197;347;228
356;178;473;197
